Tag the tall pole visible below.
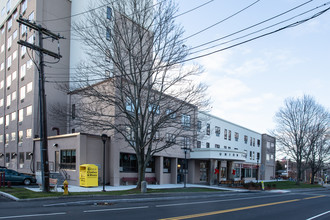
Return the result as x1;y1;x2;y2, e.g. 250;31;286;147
17;17;63;192
39;29;49;192
184;149;187;188
101;134;108;192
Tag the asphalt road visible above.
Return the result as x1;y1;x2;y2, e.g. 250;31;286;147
0;188;330;220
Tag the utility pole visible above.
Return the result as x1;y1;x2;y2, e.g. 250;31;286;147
17;16;63;192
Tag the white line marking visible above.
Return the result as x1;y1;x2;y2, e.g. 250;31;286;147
306;210;330;220
84;206;149;213
156;194;289;208
0;212;66;219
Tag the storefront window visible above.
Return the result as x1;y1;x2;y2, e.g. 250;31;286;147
60;150;76;170
120;153;138;172
163;157;171;173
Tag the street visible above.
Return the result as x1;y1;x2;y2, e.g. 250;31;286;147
0;188;330;220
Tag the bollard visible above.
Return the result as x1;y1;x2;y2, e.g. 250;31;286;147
63;180;69;195
261;181;265;191
141;181;147;193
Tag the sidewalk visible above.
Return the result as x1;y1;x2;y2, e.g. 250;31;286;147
26;183;248;193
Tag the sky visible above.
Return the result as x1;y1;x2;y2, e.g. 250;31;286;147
175;0;330;134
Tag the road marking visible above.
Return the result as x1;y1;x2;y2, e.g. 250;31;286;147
159;195;326;220
84;206;149;213
156;194;288;208
306;210;330;220
0;212;66;219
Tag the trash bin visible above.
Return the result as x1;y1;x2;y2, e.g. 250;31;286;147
79;164;98;187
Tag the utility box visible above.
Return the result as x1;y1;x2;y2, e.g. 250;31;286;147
79;164;98;187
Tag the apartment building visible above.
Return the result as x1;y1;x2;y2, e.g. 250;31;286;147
0;0;71;173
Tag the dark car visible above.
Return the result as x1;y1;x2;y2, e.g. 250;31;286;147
0;168;36;185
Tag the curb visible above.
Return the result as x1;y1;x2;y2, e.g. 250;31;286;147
0;191;20;201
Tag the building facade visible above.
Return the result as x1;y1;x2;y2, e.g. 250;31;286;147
0;0;71;173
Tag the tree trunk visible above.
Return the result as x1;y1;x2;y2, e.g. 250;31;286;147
296;161;301;185
137;160;146;189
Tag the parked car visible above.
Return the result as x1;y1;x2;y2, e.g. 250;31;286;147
0;168;36;185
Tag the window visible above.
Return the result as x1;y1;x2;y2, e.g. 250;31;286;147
253;138;255;146
5;153;10;163
7;56;11;69
250;151;252;160
11;132;15;141
12;91;16;101
12;50;17;60
120;153;138;172
0;62;4;71
6;0;11;13
105;49;111;62
181;114;191;128
106;28;111;40
0;117;3;125
19;109;23;122
0;80;3;89
215;144;220;148
244;135;248;144
26;129;31;138
107;7;112;20
7;18;12;31
60;150;76;170
1;7;5;16
20;86;26;100
148;103;160;114
28;11;34;21
26;105;32;116
166;109;176;119
5;134;9;144
26;152;32;160
18;131;23;143
206;142;210;148
21;46;26;57
163;157;171;173
257;152;260;161
228;130;231;141
257;139;260;147
197;121;201;132
13;29;17;39
27;59;33;69
215;126;220;137
1;44;4;53
235;132;239;141
1;27;4;34
22;0;27;13
182;137;190;148
6;94;11;107
166;133;176;143
27;82;32;93
11;111;15;121
19;152;24;165
126;126;135;141
224;129;227;140
197;141;201;148
250;137;252;146
0;99;3;107
6;75;11;88
13;9;18;19
21;24;27;36
125;97;133;112
206;123;210;135
146;157;155;173
0;135;2;143
7;35;12;49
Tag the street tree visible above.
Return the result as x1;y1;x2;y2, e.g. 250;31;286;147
273;95;329;184
68;0;208;188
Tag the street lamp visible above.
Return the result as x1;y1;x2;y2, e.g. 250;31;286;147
181;146;191;188
101;134;108;192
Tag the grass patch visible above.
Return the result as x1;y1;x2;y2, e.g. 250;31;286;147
264;181;322;189
0;187;221;199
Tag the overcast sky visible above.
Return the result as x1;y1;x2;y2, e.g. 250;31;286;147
176;0;330;134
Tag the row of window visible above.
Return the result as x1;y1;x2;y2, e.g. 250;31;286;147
5;151;32;164
0;128;32;144
1;0;28;31
198;121;261;146
0;105;32;126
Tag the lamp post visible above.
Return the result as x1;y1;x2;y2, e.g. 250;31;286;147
181;146;191;188
256;153;260;183
101;134;108;192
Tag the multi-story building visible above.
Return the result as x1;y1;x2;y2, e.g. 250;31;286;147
190;112;266;185
260;134;276;180
0;0;71;173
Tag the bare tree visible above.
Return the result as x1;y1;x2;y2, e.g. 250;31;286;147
67;0;208;188
273;95;329;185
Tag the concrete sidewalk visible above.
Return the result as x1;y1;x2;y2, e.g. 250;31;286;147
26;183;248;193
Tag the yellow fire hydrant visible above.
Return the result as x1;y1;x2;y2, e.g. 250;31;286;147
63;180;69;195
